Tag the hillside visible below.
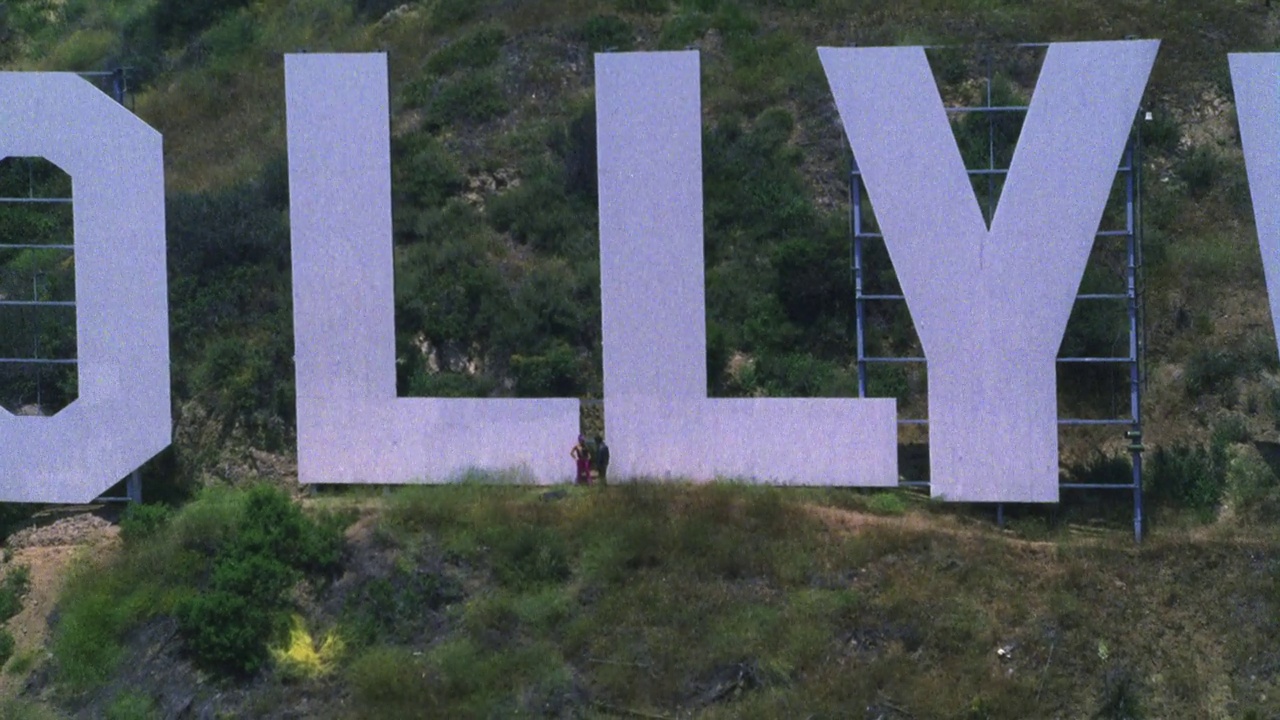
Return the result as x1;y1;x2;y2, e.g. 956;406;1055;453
1;0;1279;490
0;483;1274;719
2;0;1280;716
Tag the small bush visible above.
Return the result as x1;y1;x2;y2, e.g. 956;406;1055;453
6;648;39;676
425;26;506;75
616;0;669;14
432;0;481;27
1140;111;1181;154
0;629;15;669
0;565;30;623
1066;452;1132;486
1176;145;1222;197
348;646;437;717
1095;665;1144;720
271;614;344;679
867;492;907;516
345;566;464;647
119;503;173;545
580;14;633;51
0;700;61;720
1225;444;1280;522
149;0;252;48
420;71;508;128
1184;349;1241;397
105;691;155;720
1146;442;1227;518
175;485;344;676
488;525;572;588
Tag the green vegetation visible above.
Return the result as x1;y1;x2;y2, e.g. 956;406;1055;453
0;565;30;624
3;0;1280;714
33;481;1280;717
51;485;344;688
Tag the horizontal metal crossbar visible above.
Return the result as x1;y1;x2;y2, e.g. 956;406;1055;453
851;167;1133;179
946;105;1029;113
865;357;1134;364
895;481;1137;491
0;198;73;204
0;300;75;307
894;418;1137;426
0;358;77;365
0;244;74;250
853;229;1131;239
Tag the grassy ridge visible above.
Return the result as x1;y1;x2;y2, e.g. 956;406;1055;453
30;482;1280;718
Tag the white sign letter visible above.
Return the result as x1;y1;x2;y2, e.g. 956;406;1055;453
0;73;171;503
1230;53;1280;362
286;54;579;485
821;41;1158;501
597;51;898;485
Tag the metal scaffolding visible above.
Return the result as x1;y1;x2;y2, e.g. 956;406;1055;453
849;45;1147;540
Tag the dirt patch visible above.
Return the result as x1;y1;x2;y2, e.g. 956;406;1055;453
0;508;121;699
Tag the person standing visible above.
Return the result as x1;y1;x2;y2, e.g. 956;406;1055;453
593;435;609;487
571;435;592;485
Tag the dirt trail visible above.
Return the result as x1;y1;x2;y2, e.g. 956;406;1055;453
0;509;121;699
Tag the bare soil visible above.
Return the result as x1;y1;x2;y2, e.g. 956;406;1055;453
0;507;121;699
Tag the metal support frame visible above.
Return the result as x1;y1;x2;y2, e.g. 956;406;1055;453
850;46;1146;540
0;69;142;504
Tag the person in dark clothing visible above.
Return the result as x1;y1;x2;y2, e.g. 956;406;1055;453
593;435;609;487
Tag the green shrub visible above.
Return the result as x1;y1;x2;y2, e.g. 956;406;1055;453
1184;348;1242;397
0;565;30;623
1176;145;1222;197
119;504;173;545
580;14;633;51
345;566;464;647
1146;442;1227;518
0;700;61;720
0;629;15;669
426;26;506;75
616;0;669;14
148;0;252;48
658;9;712;47
1065;452;1132;486
1211;414;1250;446
105;691;156;720
419;71;508;128
1141;110;1181;154
867;492;907;516
1225;444;1280;523
510;342;582;397
348;646;438;717
432;0;482;27
6;648;39;676
174;486;344;676
486;159;590;254
488;524;572;588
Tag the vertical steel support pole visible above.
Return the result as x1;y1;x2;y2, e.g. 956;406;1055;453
852;159;867;399
1125;130;1144;542
986;51;996;224
127;470;142;504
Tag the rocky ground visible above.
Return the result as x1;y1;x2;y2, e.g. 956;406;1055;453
0;507;121;699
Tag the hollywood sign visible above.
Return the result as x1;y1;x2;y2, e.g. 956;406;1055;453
0;41;1277;504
